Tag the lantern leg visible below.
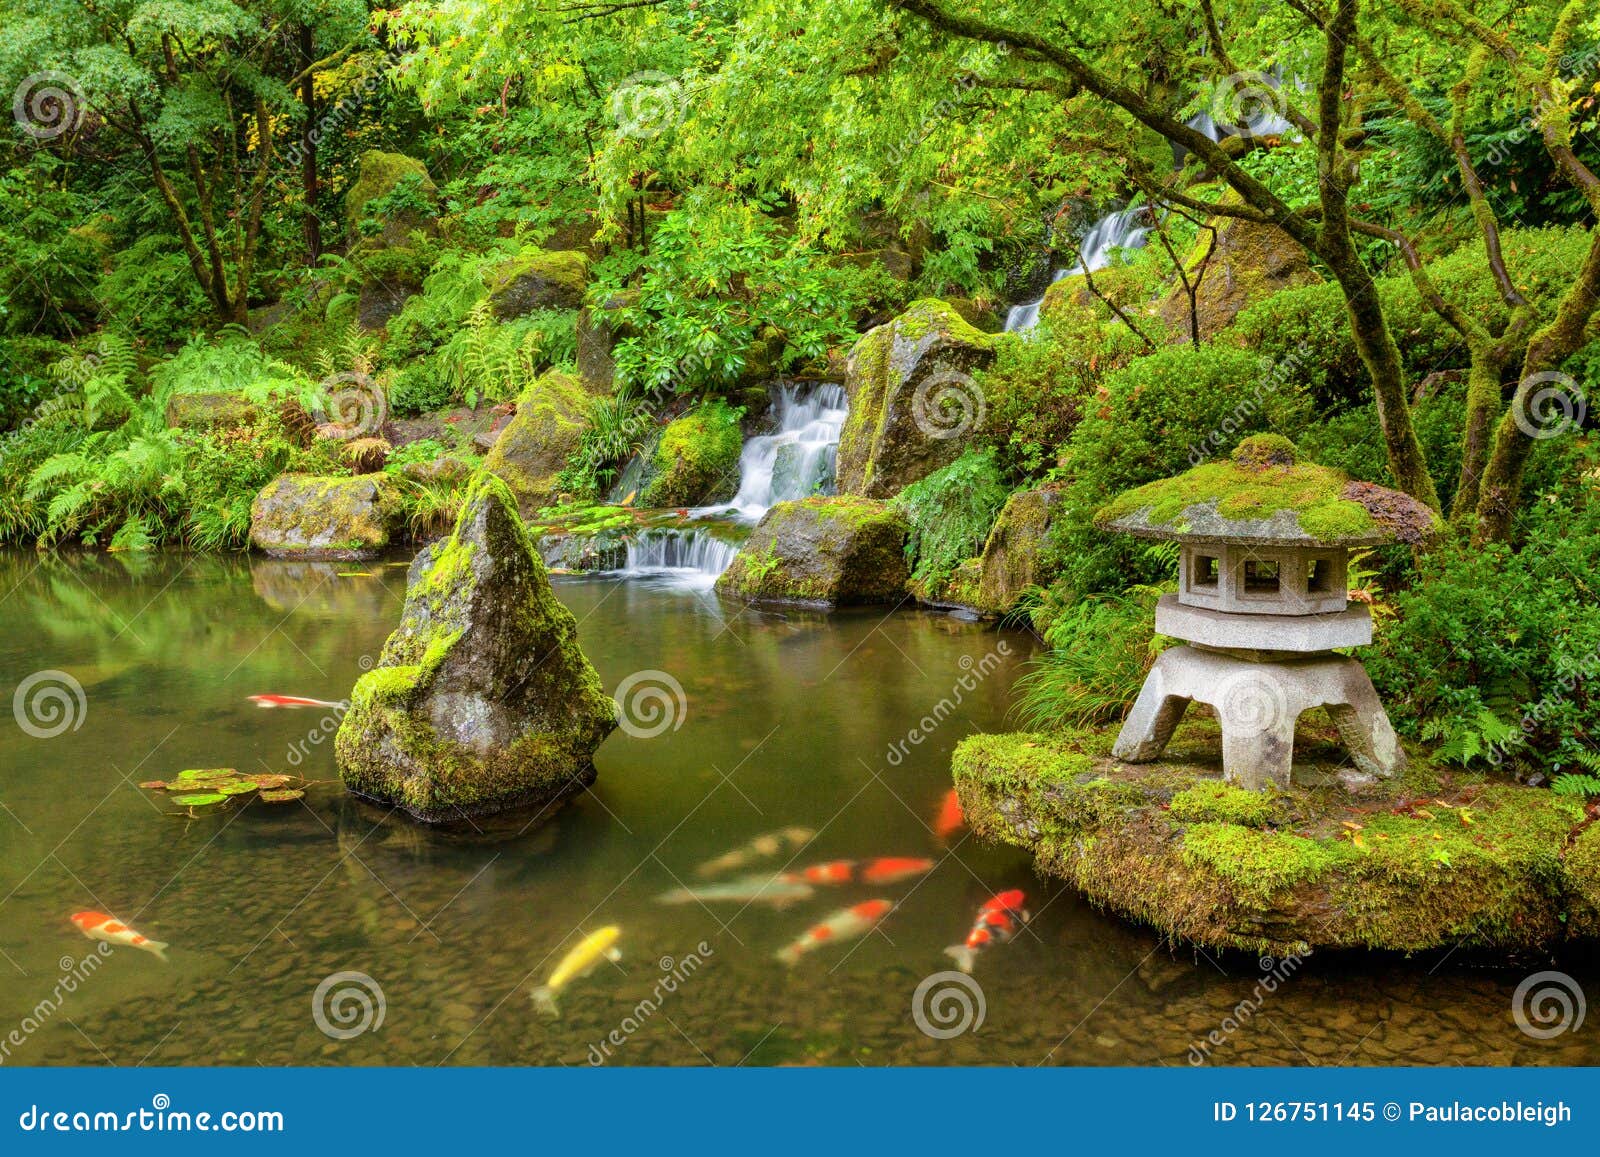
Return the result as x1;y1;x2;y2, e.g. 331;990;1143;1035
1323;666;1406;778
1112;657;1190;762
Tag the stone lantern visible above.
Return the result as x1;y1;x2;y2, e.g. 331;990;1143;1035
1094;435;1439;791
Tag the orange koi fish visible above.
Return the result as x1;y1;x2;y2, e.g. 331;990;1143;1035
934;789;965;842
69;912;169;962
782;860;856;885
775;899;894;966
248;694;346;709
859;856;934;885
944;890;1029;974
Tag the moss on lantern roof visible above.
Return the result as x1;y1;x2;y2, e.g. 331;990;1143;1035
1095;434;1440;547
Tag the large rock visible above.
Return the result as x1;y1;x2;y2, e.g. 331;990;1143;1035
973;485;1067;613
836;299;997;498
249;474;403;560
481;370;591;516
716;497;909;605
1156;215;1320;341
640;402;744;507
484;248;588;319
344;151;438;245
334;475;616;823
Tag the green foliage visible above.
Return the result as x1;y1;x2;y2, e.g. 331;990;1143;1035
1551;771;1600;799
641;399;745;506
0;161;100;337
557;385;654;497
93;234;212;345
1012;584;1170;730
894;450;1008;587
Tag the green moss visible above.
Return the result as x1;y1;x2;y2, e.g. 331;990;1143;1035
1182;824;1342;901
482;370;591;514
641;400;744;506
484;247;588;318
1170;781;1279;827
344;150;437;234
249;474;402;559
715;496;909;604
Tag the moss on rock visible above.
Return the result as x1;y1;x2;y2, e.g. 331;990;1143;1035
333;474;616;823
164;391;258;430
641;401;744;507
249;473;403;560
344;150;438;243
971;485;1067;614
1156;212;1321;341
953;725;1597;955
836;299;997;498
716;496;910;605
481;370;591;515
484;247;588;319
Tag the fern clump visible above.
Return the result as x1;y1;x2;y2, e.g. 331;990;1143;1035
893;449;1008;589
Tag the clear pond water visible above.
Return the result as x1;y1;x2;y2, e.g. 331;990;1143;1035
0;550;1595;1066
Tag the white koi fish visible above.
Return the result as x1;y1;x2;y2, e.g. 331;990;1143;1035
695;827;815;878
70;911;168;961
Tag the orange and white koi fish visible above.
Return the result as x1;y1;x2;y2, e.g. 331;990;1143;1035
934;789;965;842
248;694;346;709
944;890;1029;974
780;857;934;887
656;874;814;909
775;899;894;966
69;912;169;962
781;860;856;885
695;827;814;877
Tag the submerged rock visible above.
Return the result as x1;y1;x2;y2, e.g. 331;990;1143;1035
836;299;997;498
953;727;1600;955
480;370;591;516
334;475;616;823
716;496;909;605
249;474;403;560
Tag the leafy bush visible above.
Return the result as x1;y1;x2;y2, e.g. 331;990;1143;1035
1013;584;1171;730
94;233;211;345
383;251;492;362
894;450;1008;588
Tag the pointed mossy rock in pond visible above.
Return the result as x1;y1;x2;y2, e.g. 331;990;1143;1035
334;475;617;824
484;247;588;319
640;402;744;507
716;496;909;605
836;299;997;499
952;727;1600;955
481;370;591;516
249;474;404;561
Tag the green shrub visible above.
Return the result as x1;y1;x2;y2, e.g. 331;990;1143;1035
893;450;1009;588
1013;584;1171;729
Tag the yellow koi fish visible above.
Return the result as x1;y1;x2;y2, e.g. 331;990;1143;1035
531;926;622;1017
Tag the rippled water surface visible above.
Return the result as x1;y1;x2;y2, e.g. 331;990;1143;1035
1;550;1595;1066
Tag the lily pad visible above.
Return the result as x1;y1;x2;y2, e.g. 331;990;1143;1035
171;792;229;807
247;774;293;789
257;789;305;803
173;768;239;785
216;781;259;796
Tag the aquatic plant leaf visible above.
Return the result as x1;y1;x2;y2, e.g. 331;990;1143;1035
173;768;239;785
216;781;259;796
248;774;293;789
257;789;305;803
138;781;168;790
171;793;229;807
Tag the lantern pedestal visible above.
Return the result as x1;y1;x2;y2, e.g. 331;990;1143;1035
1112;645;1404;791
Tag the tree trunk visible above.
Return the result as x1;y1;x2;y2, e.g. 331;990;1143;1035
300;25;322;265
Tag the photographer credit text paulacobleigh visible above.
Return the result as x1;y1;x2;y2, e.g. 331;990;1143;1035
1100;482;1410;792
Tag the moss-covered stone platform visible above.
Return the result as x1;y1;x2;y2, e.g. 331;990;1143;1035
954;719;1600;956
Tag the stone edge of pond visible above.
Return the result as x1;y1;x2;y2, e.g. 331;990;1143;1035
953;726;1600;957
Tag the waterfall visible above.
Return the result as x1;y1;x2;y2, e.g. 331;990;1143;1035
618;528;743;589
1003;207;1154;333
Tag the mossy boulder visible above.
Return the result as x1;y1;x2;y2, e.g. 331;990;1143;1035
344;151;439;246
1096;434;1443;547
953;727;1600;955
716;496;910;605
481;370;591;516
1037;266;1152;330
1156;214;1320;341
334;475;616;824
640;401;744;507
972;485;1067;614
484;248;588;319
249;474;403;560
164;391;257;430
836;299;997;499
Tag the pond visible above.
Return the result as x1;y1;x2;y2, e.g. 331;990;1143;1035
0;550;1594;1067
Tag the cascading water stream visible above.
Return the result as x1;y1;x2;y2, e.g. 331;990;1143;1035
1003;207;1154;333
